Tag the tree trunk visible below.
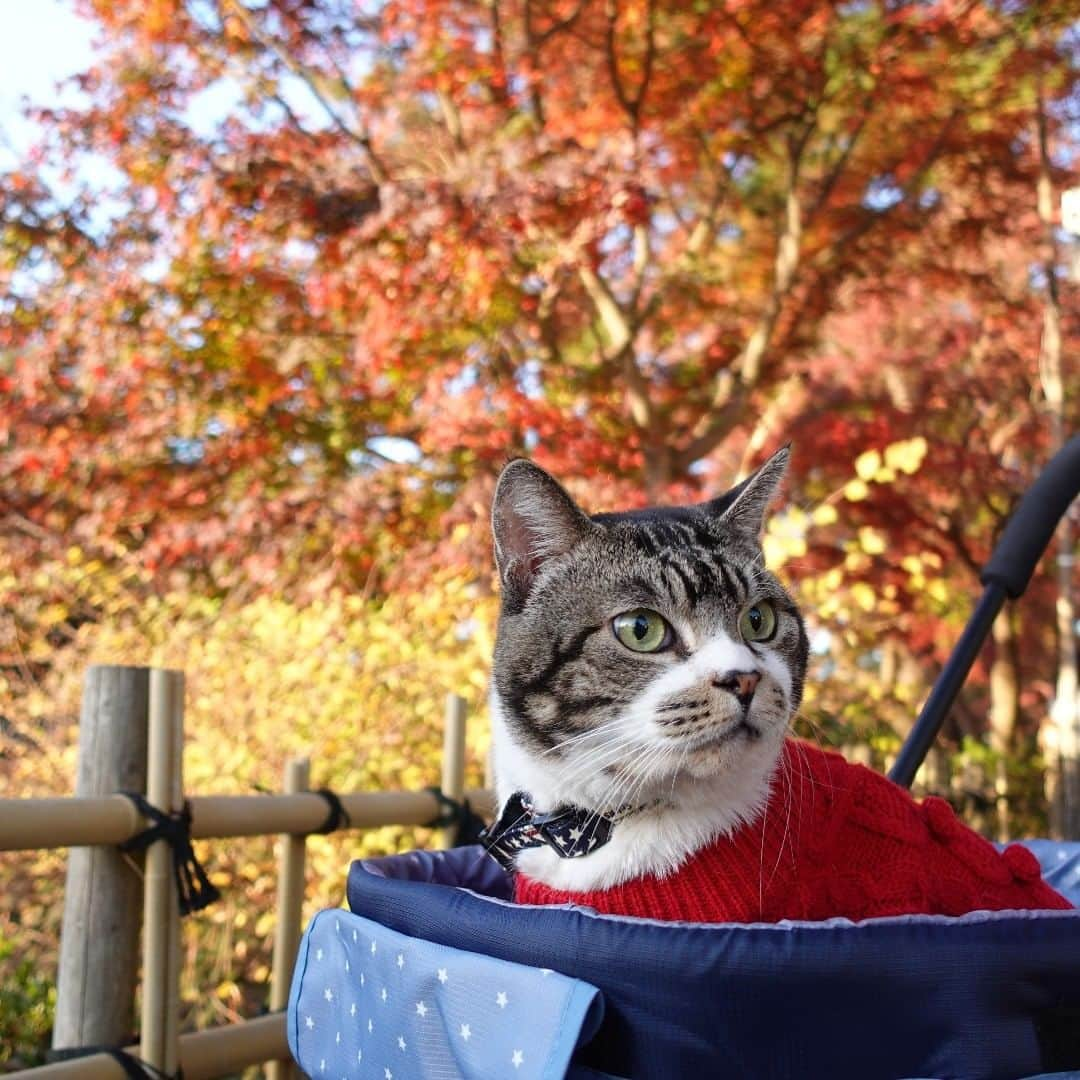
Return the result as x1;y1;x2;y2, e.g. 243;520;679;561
988;609;1019;755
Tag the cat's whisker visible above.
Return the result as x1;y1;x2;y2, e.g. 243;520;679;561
536;722;622;759
576;743;656;834
592;741;670;821
543;736;641;807
617;743;673;816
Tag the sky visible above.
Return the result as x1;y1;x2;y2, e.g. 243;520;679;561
0;1;98;167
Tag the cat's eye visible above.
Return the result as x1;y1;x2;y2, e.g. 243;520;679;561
612;608;671;653
739;601;777;642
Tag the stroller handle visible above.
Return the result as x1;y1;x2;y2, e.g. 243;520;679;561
981;433;1080;598
890;433;1079;788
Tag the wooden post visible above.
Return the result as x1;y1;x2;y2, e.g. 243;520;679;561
140;669;185;1076
440;694;467;849
53;666;150;1053
267;757;310;1080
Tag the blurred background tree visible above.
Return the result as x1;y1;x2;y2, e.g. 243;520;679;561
1;0;1078;1064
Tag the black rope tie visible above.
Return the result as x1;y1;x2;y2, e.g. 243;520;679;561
119;792;220;916
106;1048;179;1080
48;1045;180;1080
312;788;352;834
424;786;488;847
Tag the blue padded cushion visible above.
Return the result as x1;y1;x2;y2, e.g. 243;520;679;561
348;843;1080;1080
288;907;606;1080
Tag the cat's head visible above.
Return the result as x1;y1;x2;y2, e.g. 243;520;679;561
489;447;808;815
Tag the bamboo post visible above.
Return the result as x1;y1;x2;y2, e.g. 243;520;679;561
140;669;185;1076
267;757;311;1080
53;666;150;1054
0;787;497;851
10;1014;289;1080
440;694;467;848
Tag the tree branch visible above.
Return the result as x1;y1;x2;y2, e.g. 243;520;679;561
578;264;653;430
218;0;389;184
604;0;657;133
677;124;812;471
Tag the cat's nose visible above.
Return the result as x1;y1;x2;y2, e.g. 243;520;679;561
713;670;761;705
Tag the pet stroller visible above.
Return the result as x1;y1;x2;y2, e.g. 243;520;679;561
288;437;1080;1080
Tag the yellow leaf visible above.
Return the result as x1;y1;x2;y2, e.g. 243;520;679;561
858;527;886;555
812;503;838;526
854;449;882;482
843;479;870;502
851;582;876;611
39;604;69;628
884;437;928;475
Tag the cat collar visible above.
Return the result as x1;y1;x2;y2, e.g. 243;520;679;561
481;791;654;872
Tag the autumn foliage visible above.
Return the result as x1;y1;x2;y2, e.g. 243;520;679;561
1;0;1079;1064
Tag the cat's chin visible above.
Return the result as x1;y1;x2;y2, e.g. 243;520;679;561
673;718;765;776
511;744;787;892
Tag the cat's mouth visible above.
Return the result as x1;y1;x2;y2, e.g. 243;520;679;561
682;718;761;750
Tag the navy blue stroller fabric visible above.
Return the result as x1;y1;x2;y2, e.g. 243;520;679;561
340;843;1080;1080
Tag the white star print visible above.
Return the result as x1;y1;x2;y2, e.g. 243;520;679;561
512;1050;524;1068
437;968;448;984
316;948;324;961
368;1019;374;1034
324;988;334;1003
568;826;583;841
396;953;405;969
415;1001;428;1018
319;1060;326;1073
335;1032;341;1045
459;1024;472;1042
305;1016;315;1030
496;991;508;1008
397;1036;406;1051
371;940;377;954
361;973;366;987
383;1069;392;1080
350;1003;356;1017
381;988;388;1003
356;1050;362;1064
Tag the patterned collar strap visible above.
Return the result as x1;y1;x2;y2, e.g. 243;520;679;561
481;791;650;872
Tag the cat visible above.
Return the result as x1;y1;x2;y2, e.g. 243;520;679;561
485;448;1071;922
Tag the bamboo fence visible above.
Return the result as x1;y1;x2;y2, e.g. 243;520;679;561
2;665;492;1080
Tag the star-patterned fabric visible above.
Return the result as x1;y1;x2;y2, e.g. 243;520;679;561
288;907;604;1080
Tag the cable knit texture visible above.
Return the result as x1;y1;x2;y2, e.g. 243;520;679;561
514;740;1072;922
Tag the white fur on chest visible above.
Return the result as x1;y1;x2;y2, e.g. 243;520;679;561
490;689;782;892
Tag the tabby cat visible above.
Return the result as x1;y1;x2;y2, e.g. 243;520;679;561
488;447;805;895
486;448;1070;921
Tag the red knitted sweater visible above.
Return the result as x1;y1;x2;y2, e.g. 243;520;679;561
515;740;1071;923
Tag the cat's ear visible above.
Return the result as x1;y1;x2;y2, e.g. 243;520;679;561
492;460;595;610
707;445;790;538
